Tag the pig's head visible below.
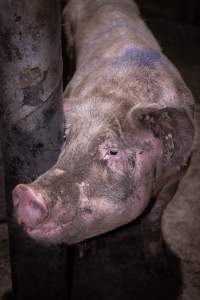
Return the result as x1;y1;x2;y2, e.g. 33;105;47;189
13;100;194;244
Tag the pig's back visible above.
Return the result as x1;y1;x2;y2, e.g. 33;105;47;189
63;0;194;120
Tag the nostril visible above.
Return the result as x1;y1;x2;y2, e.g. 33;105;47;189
13;184;47;229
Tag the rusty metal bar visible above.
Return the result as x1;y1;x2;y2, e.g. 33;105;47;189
0;1;68;299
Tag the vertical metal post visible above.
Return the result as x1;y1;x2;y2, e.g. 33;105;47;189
0;1;68;299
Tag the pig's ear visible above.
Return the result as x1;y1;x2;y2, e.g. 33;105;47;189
128;106;195;166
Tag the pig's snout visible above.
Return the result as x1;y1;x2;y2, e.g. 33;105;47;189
13;184;47;229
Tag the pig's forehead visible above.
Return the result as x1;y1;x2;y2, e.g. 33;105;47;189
66;126;117;155
65;109;122;143
64;96;129;127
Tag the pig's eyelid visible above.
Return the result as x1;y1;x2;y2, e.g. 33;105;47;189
109;149;118;155
103;148;119;158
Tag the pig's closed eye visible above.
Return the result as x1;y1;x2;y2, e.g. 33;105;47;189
99;143;120;160
109;149;118;155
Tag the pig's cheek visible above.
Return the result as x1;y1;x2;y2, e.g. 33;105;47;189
77;182;93;214
107;158;124;175
54;198;78;223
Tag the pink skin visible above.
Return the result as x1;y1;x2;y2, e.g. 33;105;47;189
12;128;163;245
13;185;47;229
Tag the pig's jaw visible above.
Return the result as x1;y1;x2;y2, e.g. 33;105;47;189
25;220;75;244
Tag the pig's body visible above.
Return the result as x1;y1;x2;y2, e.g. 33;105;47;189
13;0;195;245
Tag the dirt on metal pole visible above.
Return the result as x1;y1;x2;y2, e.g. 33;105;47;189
0;1;68;299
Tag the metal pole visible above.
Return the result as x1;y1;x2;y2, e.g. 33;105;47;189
0;1;68;299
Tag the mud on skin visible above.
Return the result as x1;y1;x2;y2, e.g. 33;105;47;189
13;0;195;245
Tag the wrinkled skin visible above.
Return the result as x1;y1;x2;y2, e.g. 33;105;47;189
13;0;195;245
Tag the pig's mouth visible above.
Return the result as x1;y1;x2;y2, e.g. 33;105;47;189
27;224;62;239
24;220;74;243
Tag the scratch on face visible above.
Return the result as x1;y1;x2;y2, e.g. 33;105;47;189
111;48;162;69
77;181;90;206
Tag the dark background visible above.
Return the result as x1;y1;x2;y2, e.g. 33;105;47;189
0;0;200;299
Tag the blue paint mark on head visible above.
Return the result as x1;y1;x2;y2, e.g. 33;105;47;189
111;48;162;68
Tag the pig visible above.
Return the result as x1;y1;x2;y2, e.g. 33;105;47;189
12;0;195;245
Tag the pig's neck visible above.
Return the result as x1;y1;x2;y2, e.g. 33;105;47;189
63;0;161;103
71;0;160;68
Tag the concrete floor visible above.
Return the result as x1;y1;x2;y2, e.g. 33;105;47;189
0;15;200;300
